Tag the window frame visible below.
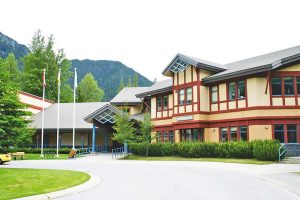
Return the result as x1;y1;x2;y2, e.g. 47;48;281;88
211;86;218;103
186;87;192;105
179;89;185;105
227;80;246;101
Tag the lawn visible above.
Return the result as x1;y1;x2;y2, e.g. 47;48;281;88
122;155;274;165
0;168;90;200
20;153;69;160
295;172;300;175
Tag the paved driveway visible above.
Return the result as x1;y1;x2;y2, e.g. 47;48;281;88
2;155;300;200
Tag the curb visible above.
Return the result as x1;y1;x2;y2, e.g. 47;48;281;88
16;172;101;200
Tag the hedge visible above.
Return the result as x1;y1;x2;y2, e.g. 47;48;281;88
130;140;280;161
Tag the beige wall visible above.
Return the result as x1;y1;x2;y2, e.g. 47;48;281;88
278;63;300;71
200;86;209;111
204;128;219;142
248;125;272;141
151;97;156;119
247;77;270;107
129;104;143;115
219;83;227;101
174;130;180;143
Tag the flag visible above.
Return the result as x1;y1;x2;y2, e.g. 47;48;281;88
57;68;61;87
42;69;46;87
74;68;77;88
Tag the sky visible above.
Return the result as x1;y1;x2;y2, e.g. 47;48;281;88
1;0;300;81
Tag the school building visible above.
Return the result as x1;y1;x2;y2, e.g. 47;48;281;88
29;45;300;150
136;45;300;144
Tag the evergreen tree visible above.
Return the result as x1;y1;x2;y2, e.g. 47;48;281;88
77;73;104;102
127;78;132;87
5;53;20;83
137;112;154;156
112;111;137;145
0;57;34;149
22;30;73;102
133;73;139;87
117;78;125;93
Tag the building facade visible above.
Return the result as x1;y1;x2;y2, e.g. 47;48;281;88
136;46;300;144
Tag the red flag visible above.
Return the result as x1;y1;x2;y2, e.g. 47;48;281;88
42;69;46;87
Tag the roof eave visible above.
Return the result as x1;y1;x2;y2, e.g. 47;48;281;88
110;102;142;106
136;86;173;98
203;65;272;84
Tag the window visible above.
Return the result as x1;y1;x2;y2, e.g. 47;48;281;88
238;81;245;99
284;77;294;96
228;82;236;100
163;96;168;110
274;124;284;143
157;97;162;110
179;89;185;105
192;129;199;141
211;86;218;103
186;88;192;104
169;131;174;143
156;132;162;143
186;129;192;142
164;131;169;143
239;126;247;141
221;128;228;142
287;124;297;143
230;127;237;141
272;78;282;96
297;77;300;95
199;129;204;142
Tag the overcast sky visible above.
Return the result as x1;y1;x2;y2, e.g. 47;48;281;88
1;0;300;81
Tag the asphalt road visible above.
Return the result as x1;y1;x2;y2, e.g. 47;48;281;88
3;155;300;200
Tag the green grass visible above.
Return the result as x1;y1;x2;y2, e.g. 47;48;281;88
12;153;69;160
295;172;300;175
0;168;90;200
122;155;274;165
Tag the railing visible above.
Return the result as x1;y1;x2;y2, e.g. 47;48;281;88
77;147;91;156
278;143;286;162
112;147;127;159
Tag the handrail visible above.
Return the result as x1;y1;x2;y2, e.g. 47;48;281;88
278;143;286;162
112;147;127;159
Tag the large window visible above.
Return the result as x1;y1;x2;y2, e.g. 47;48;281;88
163;96;168;110
274;124;284;143
186;88;192;104
230;127;237;141
181;129;204;142
156;132;162;143
179;89;185;105
287;124;297;143
221;128;228;142
228;82;236;100
239;126;247;141
157;97;162;110
272;78;282;96
297;77;300;95
211;86;218;103
284;77;294;96
238;81;245;99
169;131;174;143
164;131;169;143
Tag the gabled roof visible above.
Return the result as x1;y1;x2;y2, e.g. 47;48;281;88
162;53;226;77
136;79;173;98
110;87;150;105
84;103;142;124
203;45;300;83
30;102;109;129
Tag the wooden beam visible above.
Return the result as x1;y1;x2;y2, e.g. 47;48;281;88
265;71;271;94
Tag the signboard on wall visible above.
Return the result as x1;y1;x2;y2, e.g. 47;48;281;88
176;115;193;121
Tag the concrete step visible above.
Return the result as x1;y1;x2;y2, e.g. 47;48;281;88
281;157;300;164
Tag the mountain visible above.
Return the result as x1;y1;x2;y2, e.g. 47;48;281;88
71;59;153;101
0;32;153;101
0;32;30;59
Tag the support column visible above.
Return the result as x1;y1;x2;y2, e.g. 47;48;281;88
92;124;96;152
104;133;108;152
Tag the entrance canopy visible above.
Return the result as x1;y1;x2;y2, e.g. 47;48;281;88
84;104;135;124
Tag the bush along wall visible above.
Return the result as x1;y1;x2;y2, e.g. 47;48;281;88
129;140;280;161
1;147;72;154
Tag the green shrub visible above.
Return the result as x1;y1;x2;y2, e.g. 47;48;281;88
148;143;163;156
6;147;71;154
161;143;175;156
252;140;280;161
129;143;146;156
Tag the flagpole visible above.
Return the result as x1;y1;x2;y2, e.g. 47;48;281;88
41;69;46;157
56;68;61;157
72;68;77;149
